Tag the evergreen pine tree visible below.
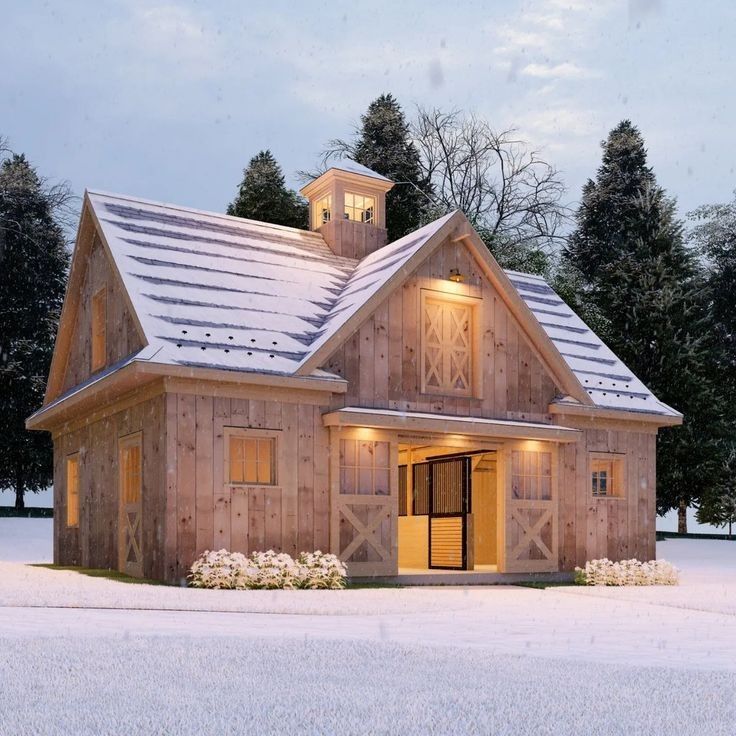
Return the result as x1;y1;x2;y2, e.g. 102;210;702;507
333;94;431;241
227;150;308;229
563;121;727;532
0;151;70;508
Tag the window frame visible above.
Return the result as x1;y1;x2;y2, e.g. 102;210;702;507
91;286;107;373
224;428;279;487
313;193;332;228
419;289;480;398
344;191;376;224
589;453;626;498
66;453;80;528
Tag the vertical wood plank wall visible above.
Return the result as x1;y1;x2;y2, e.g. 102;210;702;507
164;392;330;583
53;394;166;579
324;239;561;422
59;234;143;395
556;419;657;570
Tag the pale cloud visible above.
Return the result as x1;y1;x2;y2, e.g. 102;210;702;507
521;62;600;80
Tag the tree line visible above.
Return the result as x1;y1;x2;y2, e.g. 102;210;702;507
2;96;736;535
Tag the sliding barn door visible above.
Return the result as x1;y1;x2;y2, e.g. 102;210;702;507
428;457;471;570
119;433;143;578
332;435;398;576
502;448;558;573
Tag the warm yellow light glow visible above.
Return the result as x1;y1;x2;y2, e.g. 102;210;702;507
313;194;331;229
448;269;464;283
344;192;375;224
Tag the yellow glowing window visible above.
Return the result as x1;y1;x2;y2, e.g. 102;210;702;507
66;454;79;527
91;286;107;372
120;438;142;505
314;194;331;227
227;433;276;485
591;455;624;497
344;192;375;224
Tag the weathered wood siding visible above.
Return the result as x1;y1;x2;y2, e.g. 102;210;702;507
556;420;657;570
164;392;330;583
60;234;143;394
53;394;166;578
324;238;561;422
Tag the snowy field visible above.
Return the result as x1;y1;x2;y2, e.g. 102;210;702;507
1;519;735;735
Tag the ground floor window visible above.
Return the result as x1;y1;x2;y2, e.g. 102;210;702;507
590;454;625;497
66;454;79;527
225;429;277;486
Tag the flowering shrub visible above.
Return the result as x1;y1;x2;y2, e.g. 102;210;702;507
188;549;347;590
296;551;348;590
574;558;679;586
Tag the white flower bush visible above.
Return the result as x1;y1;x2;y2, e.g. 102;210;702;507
189;549;347;590
574;558;679;586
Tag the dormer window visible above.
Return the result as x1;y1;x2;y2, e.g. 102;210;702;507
344;192;375;224
314;194;331;226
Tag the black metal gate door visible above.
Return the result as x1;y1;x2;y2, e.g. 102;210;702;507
425;457;471;570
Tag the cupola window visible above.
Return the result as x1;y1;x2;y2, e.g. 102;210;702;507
314;194;331;226
344;192;375;224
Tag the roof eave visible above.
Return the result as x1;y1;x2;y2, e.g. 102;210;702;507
549;401;683;427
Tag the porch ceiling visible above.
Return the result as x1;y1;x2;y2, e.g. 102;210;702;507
322;407;581;443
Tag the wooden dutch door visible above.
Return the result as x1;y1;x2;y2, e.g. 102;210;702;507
331;433;398;576
501;446;558;573
119;432;143;578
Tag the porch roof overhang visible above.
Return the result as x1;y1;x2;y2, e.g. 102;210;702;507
322;407;582;443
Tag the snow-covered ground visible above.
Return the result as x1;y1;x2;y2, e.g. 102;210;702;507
1;519;735;735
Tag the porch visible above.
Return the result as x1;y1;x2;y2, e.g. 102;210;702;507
323;408;581;578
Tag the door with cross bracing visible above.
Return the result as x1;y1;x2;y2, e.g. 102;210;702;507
119;433;143;578
332;434;398;576
501;447;558;573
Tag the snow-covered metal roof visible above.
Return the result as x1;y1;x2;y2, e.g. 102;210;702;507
295;212;456;370
327;158;392;182
505;270;681;418
87;191;449;382
85;190;677;419
87;190;357;378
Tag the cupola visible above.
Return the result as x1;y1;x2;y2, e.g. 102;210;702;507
300;159;394;259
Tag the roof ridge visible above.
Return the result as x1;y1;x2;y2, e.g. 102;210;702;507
85;189;325;240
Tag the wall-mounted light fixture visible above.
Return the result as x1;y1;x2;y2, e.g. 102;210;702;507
448;269;464;283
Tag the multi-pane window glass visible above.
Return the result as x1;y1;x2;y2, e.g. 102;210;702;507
591;456;623;497
66;454;79;527
339;439;390;495
344;192;375;224
314;194;331;227
228;435;276;485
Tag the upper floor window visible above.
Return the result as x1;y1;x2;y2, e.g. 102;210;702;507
91;286;107;372
226;429;277;486
344;192;375;224
421;294;475;397
314;194;331;227
66;454;80;527
591;454;625;497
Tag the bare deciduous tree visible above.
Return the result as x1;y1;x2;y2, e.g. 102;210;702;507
412;108;569;272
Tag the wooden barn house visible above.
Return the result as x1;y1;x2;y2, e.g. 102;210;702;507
27;160;682;583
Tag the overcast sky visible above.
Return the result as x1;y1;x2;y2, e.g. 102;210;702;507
2;0;734;221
